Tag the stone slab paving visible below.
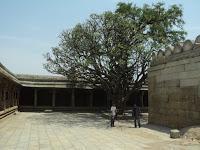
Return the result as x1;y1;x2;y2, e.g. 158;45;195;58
0;112;199;150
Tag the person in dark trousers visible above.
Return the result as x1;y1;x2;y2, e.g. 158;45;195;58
110;104;117;127
132;104;141;128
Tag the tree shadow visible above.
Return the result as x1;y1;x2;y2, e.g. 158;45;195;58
101;112;170;135
26;112;111;129
26;112;171;135
142;123;171;134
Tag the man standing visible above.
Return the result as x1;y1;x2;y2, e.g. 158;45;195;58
110;104;117;127
132;104;141;128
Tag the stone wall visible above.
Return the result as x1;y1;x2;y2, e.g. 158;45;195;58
148;35;200;128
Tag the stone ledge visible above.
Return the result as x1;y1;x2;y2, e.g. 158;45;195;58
150;35;200;67
0;106;18;119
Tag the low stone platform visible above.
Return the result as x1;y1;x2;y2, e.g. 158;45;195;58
0;106;18;119
170;129;181;139
0;112;199;150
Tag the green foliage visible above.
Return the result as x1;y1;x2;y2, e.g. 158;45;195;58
44;2;186;106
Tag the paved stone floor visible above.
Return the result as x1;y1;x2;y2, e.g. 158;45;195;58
0;112;200;150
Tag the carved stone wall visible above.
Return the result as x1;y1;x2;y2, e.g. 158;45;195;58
148;35;200;128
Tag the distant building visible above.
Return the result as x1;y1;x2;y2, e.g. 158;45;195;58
0;63;148;115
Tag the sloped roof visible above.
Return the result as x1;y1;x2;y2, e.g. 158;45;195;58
0;62;20;84
0;62;92;88
0;62;147;90
16;74;68;82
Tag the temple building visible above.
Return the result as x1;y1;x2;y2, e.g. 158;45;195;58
0;62;148;116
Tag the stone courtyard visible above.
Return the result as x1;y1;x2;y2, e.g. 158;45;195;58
0;112;199;150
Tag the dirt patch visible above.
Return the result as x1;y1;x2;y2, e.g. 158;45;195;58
181;125;200;141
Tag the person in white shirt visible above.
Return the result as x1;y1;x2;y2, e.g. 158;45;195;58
110;104;117;127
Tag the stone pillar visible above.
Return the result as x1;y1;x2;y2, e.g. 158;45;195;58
14;88;18;106
1;88;5;111
12;86;15;107
14;86;17;107
140;91;144;108
4;82;9;109
8;82;12;108
3;90;6;110
89;90;93;108
1;79;7;110
16;88;20;106
12;90;15;107
52;89;56;107
5;83;10;108
34;88;37;107
71;89;75;107
0;87;2;111
9;83;13;108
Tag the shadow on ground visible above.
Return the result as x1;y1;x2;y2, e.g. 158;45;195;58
26;112;111;129
25;112;171;134
142;124;171;134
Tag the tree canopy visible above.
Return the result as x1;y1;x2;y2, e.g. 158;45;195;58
44;2;186;108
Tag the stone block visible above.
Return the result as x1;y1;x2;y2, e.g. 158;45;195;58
165;80;180;87
166;58;189;68
193;43;200;50
159;101;169;109
183;40;193;51
157;50;164;57
155;81;165;88
198;85;200;98
189;55;200;63
165;47;172;57
180;87;196;97
179;70;200;80
167;86;181;94
157;72;180;82
150;94;162;104
148;64;165;72
168;94;180;103
170;129;180;138
185;62;200;71
151;52;157;66
148;76;156;93
161;65;185;75
148;70;161;77
158;94;168;102
167;54;200;67
157;56;165;65
174;44;182;54
195;35;200;43
190;111;200;120
179;102;189;110
180;78;200;87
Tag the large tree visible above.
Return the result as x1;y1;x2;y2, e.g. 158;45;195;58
44;2;186;110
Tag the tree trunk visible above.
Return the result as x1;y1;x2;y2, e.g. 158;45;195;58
110;93;125;115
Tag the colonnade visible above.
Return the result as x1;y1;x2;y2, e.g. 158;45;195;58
19;87;108;110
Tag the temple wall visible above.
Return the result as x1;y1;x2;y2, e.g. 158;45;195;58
148;35;200;128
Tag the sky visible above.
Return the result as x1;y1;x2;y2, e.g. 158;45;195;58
0;0;200;75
